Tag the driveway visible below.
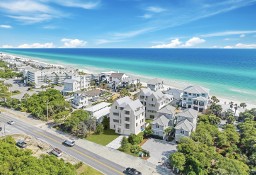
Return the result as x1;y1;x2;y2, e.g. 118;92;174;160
142;138;177;165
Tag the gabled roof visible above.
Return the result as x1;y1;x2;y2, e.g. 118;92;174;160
177;108;198;119
140;88;153;96
110;73;125;79
152;115;169;126
127;99;143;110
115;96;133;107
183;85;209;94
147;78;163;85
175;119;194;131
158;105;176;115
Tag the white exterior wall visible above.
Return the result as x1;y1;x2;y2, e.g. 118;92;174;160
181;92;209;112
110;99;145;135
175;129;191;142
71;93;88;109
152;124;166;139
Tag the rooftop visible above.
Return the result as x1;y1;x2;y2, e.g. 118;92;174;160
175;119;195;131
147;78;163;85
177;108;198;119
184;85;209;94
152;115;169;126
85;102;111;113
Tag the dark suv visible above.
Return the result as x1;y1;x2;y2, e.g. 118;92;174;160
123;168;142;175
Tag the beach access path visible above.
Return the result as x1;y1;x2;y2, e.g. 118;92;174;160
0;107;173;175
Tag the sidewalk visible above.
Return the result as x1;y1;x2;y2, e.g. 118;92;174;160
0;107;172;175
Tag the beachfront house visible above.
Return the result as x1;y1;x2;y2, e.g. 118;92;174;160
84;102;111;122
157;104;176;126
84;89;102;102
174;119;196;142
109;73;129;90
71;91;89;109
109;96;145;135
147;78;164;92
62;75;91;95
181;85;210;112
164;88;183;106
151;115;170;139
139;88;173;119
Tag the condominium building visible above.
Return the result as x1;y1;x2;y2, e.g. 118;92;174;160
139;88;173;119
181;85;210;112
62;75;91;94
109;96;145;135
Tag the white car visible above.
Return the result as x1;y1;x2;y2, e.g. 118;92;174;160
51;148;62;157
7;121;15;125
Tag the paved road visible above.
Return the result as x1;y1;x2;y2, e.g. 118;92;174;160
0;113;125;175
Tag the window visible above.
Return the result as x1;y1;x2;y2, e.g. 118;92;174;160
125;124;130;129
189;93;191;95
150;115;154;119
125;111;130;115
180;130;185;134
115;106;117;109
125;117;130;122
142;119;144;122
136;123;138;127
183;98;186;100
152;98;153;101
113;112;119;116
113;119;119;123
136;116;138;120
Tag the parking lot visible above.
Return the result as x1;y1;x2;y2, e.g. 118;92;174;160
142;138;177;165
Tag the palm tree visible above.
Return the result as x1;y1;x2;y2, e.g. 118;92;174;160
229;101;234;108
240;102;247;109
211;96;219;104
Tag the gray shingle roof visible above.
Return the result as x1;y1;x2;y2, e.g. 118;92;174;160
116;96;133;107
127;99;143;110
183;85;209;94
158;105;176;115
152;115;169;126
177;108;198;119
175;119;194;131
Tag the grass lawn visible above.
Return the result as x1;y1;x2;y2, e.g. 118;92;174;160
76;164;103;175
86;129;119;146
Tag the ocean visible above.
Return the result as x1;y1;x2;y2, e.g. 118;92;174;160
1;48;256;104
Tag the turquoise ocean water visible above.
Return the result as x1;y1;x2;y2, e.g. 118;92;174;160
1;48;256;104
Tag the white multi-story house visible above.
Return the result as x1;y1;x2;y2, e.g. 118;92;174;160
71;91;89;109
164;88;183;106
139;88;173;119
181;85;210;112
175;119;196;142
151;115;170;139
62;75;91;94
147;78;164;92
174;108;198;142
109;73;129;90
110;96;145;135
157;104;176;126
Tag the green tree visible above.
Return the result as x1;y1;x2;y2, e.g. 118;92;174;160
95;123;104;134
170;152;186;173
128;134;143;145
240;102;247;109
211;96;220;104
120;88;131;97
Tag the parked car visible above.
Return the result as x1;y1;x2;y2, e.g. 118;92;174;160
63;139;75;147
123;168;142;175
16;140;27;148
51;148;62;157
7;121;15;125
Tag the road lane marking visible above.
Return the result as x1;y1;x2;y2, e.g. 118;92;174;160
34;131;123;175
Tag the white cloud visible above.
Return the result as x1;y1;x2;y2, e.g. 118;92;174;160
0;25;12;29
151;39;182;48
61;38;87;48
1;45;14;48
140;14;152;19
240;34;245;38
8;14;53;24
201;30;256;37
53;0;101;9
183;37;205;47
224;43;256;49
146;6;166;13
95;39;123;45
151;37;205;48
18;42;55;48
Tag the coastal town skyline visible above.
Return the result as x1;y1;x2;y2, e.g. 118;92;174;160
0;0;256;48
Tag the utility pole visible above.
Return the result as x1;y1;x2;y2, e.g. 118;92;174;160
46;100;49;121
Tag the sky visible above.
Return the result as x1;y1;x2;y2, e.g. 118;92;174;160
0;0;256;48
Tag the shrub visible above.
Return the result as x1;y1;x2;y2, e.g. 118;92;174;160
130;145;142;154
95;124;104;134
128;134;143;145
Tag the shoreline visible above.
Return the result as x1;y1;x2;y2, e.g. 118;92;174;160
2;52;256;109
